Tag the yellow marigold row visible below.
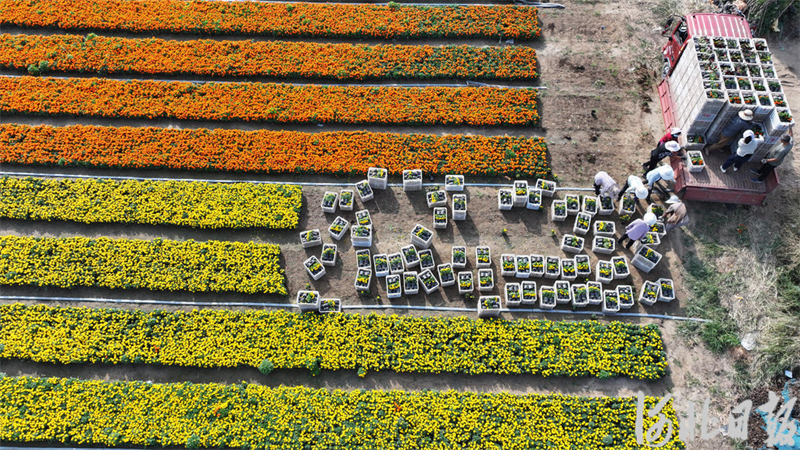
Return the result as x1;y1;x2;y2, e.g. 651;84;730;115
0;304;667;379
0;376;684;449
0;176;301;229
0;236;286;295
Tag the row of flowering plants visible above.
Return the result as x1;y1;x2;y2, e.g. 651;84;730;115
0;376;682;449
0;0;542;39
0;236;287;294
0;77;540;126
0;176;301;229
0;34;539;81
0;124;552;178
0;305;667;378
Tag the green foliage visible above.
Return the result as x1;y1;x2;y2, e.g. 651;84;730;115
186;434;200;449
258;358;274;376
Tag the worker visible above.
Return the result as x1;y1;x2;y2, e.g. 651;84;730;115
616;174;649;202
662;195;689;232
645;165;675;193
593;171;619;197
704;109;754;154
642;140;683;175
750;130;793;184
618;212;657;249
658;127;682;145
721;130;763;173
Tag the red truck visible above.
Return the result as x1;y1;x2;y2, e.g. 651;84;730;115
657;13;782;206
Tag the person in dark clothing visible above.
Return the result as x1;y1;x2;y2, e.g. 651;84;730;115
642;141;683;175
750;130;793;183
705;109;754;154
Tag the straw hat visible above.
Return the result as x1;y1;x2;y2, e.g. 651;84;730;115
739;110;754;121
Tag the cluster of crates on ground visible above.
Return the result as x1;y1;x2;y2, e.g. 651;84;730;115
670;36;794;159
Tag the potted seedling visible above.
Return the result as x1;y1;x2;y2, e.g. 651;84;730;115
452;194;467;221
658;278;675;302
419;249;435;271
544;256;560;279
478;269;494;292
403;271;419;295
593;220;615;237
410;224;434;249
355;180;374;202
515;255;531;279
575;255;591;278
530;254;545;278
418;269;440;294
573;212;592;236
321;191;338;214
587;281;603;305
320;243;337;267
328;216;350;241
339;189;354;211
505;282;522;307
498;188;513;211
571;284;588;308
304;256;326;281
555;280;571;304
318;298;341;314
617;285;634;309
351;225;373;247
565;194;580;215
477;296;502;318
687;150;706;173
648;204;665;221
438;264;455;287
582;196;599;216
401;244;420;268
598;196;614;215
476;246;491;268
433;207;448;229
354;268;372;292
611;256;630;279
388;253;404;275
521;281;537;304
526;188;543;210
501;254;516;277
513;180;528;207
551;200;567;221
636;232;661;251
445;174;465;192
458;271;474;294
356;249;371;269
356;209;372;227
651;222;666;238
452;246;467;269
560;234;585;254
403;169;423;191
592;236;616;255
427;190;447;208
299;229;322;248
386;274;402;299
596;260;613;284
367;167;388;190
560;258;577;281
535;178;557;197
296;290;320;312
602;290;620;314
639;280;659;306
619;192;637;218
539;285;556;309
373;253;389;277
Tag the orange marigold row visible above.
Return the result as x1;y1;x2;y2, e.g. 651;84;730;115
0;76;540;126
0;34;538;81
0;0;541;40
0;124;552;178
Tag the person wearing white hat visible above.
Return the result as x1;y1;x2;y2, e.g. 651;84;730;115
662;195;689;232
705;109;754;154
721;129;764;173
616;174;649;202
658;127;682;146
642;140;684;175
618;212;657;249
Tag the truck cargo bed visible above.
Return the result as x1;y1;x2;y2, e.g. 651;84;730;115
671;152;778;205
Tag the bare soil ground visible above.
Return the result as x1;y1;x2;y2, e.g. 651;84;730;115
2;1;800;449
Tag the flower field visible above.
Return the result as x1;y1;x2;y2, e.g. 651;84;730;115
0;236;287;294
0;304;668;378
0;77;540;126
0;0;541;39
0;176;301;229
0;34;538;81
0;376;684;449
0;124;551;177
